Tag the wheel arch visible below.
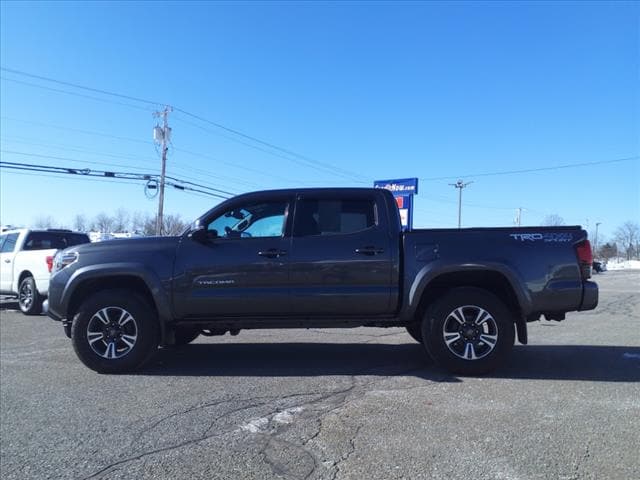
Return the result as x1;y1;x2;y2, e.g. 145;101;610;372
412;268;529;344
63;265;172;345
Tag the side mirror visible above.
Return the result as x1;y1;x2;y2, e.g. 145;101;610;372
189;227;217;243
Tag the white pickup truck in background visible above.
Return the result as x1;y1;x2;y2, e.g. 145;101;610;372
0;229;90;315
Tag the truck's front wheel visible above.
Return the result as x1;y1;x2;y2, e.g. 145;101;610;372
422;287;514;375
71;289;159;374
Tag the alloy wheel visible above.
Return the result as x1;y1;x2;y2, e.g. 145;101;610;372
442;305;498;361
86;307;138;359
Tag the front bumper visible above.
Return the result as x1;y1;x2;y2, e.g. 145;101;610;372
45;268;70;322
579;281;598;311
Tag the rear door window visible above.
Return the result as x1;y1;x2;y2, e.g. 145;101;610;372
293;199;376;237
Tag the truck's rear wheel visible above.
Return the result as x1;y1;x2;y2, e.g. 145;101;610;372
18;276;42;315
421;287;514;375
71;289;159;374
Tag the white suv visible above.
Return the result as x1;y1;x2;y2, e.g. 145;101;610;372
0;229;90;315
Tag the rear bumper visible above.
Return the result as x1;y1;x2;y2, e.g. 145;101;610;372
579;281;598;311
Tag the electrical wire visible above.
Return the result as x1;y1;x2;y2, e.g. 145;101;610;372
421;156;639;181
1;67;162;106
171;115;366;183
0;76;154;112
1;116;153;145
2;67;368;183
0;159;231;199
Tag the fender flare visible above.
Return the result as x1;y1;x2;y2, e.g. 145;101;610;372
61;263;172;341
405;260;533;323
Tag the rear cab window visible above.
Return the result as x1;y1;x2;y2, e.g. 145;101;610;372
23;232;90;251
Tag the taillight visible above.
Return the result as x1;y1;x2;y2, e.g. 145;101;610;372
46;255;54;273
576;240;593;279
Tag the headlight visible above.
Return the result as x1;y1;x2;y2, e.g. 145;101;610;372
53;251;79;272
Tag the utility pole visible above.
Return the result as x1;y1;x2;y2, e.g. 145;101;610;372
594;222;602;257
449;180;473;228
153;106;172;236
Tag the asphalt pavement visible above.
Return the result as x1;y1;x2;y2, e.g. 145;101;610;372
1;270;639;479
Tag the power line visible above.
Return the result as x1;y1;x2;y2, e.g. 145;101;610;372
0;159;231;200
0;134;263;189
1;67;162;106
171;111;368;183
0;76;154;112
1;149;159;173
1;116;154;145
0;169;145;187
422;156;639;181
171;115;366;183
2;66;368;183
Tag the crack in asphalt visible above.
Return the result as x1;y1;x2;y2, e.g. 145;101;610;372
330;425;362;480
82;362;445;479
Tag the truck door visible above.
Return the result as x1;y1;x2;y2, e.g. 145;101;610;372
288;193;394;315
0;233;19;294
172;195;292;317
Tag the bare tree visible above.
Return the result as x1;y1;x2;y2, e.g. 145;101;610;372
163;214;188;236
130;211;147;233
33;215;54;229
73;214;88;232
143;215;157;236
94;212;114;233
542;214;565;226
598;242;617;261
113;208;130;232
614;221;640;260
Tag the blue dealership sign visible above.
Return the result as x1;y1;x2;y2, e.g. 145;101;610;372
374;178;419;230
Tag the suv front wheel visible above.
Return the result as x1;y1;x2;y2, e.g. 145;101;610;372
71;289;159;374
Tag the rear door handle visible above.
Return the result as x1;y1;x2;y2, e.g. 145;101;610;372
355;246;384;256
3;259;10;263
258;249;287;258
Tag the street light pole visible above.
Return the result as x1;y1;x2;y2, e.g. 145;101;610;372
594;222;601;257
449;180;473;228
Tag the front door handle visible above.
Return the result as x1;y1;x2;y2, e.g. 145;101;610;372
258;249;287;258
355;246;384;256
3;259;10;263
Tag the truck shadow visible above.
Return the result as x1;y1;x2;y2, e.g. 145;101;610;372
141;343;640;382
143;343;449;382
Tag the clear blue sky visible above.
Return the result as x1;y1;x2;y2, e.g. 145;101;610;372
1;1;638;241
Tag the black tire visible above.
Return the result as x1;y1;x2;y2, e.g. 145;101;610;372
405;324;423;343
71;289;159;374
173;327;200;346
18;276;43;315
421;287;515;375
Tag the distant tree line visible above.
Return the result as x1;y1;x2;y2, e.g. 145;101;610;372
33;209;189;236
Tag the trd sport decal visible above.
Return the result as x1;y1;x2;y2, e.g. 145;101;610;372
510;233;573;242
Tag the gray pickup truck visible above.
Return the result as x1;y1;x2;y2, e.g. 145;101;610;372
46;188;598;375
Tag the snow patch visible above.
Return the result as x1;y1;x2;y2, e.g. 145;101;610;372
238;407;305;433
606;260;640;271
239;417;269;433
273;406;305;424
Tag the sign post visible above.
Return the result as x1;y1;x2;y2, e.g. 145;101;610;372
373;178;419;231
